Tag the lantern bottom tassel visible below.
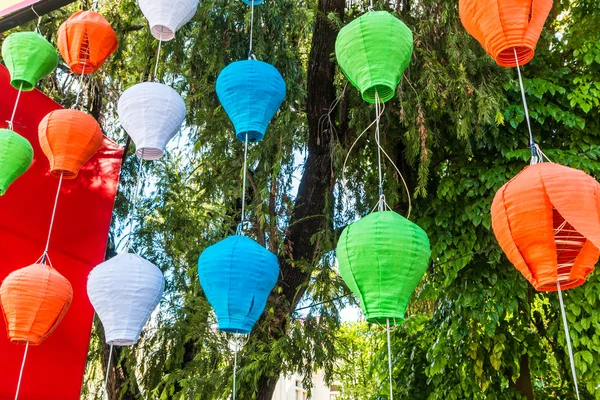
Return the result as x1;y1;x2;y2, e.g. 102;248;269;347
557;281;581;400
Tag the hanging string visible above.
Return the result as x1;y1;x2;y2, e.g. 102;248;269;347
31;6;42;33
341;93;412;218
41;172;64;265
154;39;163;81
513;48;539;165
92;0;99;11
375;92;384;212
7;82;23;130
386;318;394;400
14;342;29;400
237;133;250;235
228;334;248;400
73;61;87;109
557;281;580;400
233;340;238;400
103;344;113;400
125;150;145;252
248;0;255;59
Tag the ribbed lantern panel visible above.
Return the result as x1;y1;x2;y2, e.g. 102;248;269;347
87;253;164;346
0;129;33;195
0;264;73;344
335;11;413;103
459;0;553;67
216;60;286;143
138;0;199;41
117;82;186;160
1;31;58;91
38;109;103;179
336;211;431;324
492;163;600;291
198;236;279;334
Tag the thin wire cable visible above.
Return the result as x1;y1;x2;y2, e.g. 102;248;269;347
557;281;580;400
42;172;64;264
237;133;250;235
8;82;23;130
248;0;255;58
103;344;113;400
386;318;394;400
154;39;162;81
14;342;29;400
126;151;145;252
514;48;538;165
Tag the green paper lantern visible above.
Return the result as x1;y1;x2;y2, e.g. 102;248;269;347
336;211;430;323
0;129;34;195
335;11;413;103
1;32;58;91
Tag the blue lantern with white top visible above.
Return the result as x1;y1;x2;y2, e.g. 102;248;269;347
216;60;286;143
197;235;279;334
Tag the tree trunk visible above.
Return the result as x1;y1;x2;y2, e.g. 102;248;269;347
509;354;534;400
253;0;344;397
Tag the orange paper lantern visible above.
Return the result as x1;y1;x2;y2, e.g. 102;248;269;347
38;109;103;179
0;264;73;344
491;163;600;291
57;10;118;75
459;0;553;67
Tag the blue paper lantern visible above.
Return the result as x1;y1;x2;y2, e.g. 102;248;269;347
216;60;286;143
197;235;279;334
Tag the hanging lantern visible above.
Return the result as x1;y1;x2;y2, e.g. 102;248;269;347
57;10;118;75
138;0;199;41
1;31;58;91
336;211;431;323
459;0;553;68
0;264;73;344
241;0;264;4
87;253;164;345
197;236;279;334
335;11;413;103
216;60;286;143
117;82;186;160
0;129;34;196
491;163;600;291
38;109;103;179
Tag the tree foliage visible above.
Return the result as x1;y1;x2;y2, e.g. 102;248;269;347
3;0;600;398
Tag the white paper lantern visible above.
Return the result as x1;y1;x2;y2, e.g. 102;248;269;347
117;82;186;160
138;0;199;41
87;253;164;346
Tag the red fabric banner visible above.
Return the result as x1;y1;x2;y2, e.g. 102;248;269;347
0;65;123;399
